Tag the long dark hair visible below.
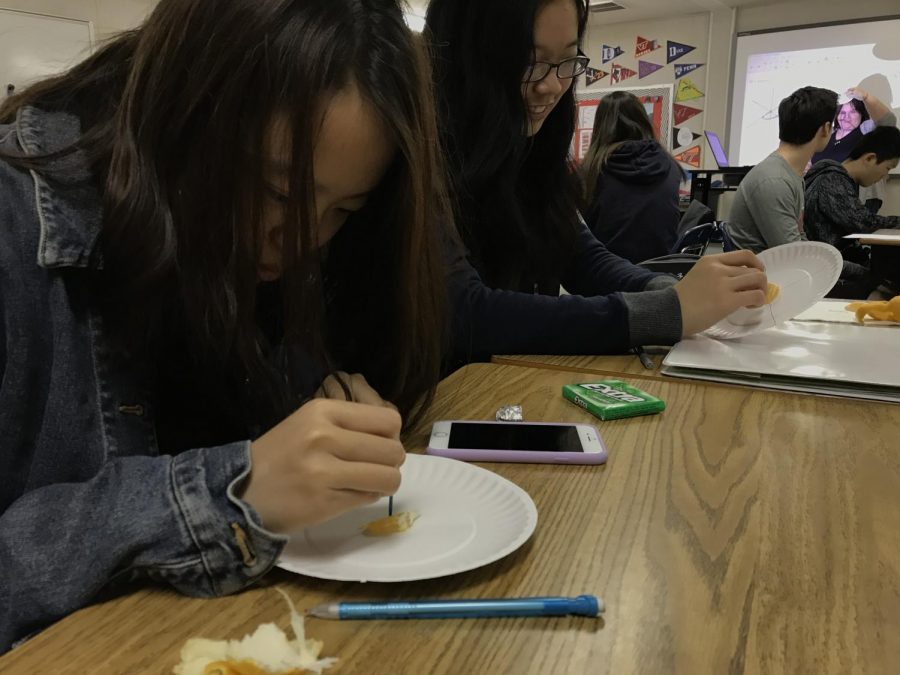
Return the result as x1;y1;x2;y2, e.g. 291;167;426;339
0;0;451;425
583;91;665;202
425;0;587;292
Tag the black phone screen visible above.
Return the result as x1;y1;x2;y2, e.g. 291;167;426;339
447;423;585;452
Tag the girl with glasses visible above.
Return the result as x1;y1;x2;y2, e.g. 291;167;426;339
0;0;449;651
427;0;769;363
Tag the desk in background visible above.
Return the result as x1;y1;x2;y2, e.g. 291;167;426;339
856;228;900;289
689;167;754;212
3;363;899;674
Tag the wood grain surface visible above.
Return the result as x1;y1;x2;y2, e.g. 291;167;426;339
492;354;665;380
2;364;898;674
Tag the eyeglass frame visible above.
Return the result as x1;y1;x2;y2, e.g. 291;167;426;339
523;53;590;84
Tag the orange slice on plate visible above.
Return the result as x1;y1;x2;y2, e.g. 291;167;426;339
363;511;419;537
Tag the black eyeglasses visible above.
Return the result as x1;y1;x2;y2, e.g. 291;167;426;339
523;55;590;83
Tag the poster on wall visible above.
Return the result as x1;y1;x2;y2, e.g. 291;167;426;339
673;127;702;149
573;84;674;163
675;77;704;102
574;97;600;163
578;129;593;162
611;63;638;84
673;103;703;124
674;63;704;79
635;36;661;58
638;61;664;79
667;40;696;64
673;144;702;168
602;44;625;63
584;67;609;86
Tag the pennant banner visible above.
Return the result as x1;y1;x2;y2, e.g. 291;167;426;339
673;103;703;125
611;63;638;85
602;44;625;64
675;63;704;79
676;77;705;102
635;36;661;58
673;144;701;168
638;61;664;79
584;67;609;87
667;40;696;64
674;127;702;149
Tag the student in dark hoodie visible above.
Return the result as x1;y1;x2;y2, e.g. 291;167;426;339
805;126;900;252
582;91;684;263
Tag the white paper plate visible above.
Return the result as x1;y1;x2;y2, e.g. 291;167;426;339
277;454;538;582
704;241;842;340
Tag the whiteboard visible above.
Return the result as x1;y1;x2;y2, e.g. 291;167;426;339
730;17;900;175
0;9;93;99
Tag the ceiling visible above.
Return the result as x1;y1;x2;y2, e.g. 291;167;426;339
404;0;785;23
585;0;783;24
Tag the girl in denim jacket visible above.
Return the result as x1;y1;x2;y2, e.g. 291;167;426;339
0;0;450;651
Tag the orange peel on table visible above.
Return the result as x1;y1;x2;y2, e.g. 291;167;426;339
203;662;310;675
173;589;336;675
845;296;900;324
363;511;419;537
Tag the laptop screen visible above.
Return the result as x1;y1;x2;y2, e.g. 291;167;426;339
705;131;730;168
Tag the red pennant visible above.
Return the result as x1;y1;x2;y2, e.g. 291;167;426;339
673;103;703;125
611;63;637;84
635;36;660;58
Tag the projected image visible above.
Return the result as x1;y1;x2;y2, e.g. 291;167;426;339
739;46;898;164
810;91;887;164
731;19;900;174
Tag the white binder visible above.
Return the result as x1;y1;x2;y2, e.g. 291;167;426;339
662;309;900;402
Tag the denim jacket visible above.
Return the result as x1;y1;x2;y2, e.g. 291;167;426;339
0;107;287;652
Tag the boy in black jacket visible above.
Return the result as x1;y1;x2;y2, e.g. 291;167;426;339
805;126;900;294
805;126;900;249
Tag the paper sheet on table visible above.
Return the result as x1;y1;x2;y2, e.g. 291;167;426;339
793;300;900;326
843;229;900;245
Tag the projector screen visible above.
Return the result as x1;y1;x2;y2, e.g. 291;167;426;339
730;17;900;174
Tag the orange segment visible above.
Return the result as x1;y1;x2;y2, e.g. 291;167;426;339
363;511;419;537
764;282;780;305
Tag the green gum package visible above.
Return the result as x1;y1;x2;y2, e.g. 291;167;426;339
562;380;665;421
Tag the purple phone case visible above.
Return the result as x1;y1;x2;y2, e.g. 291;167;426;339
425;420;608;465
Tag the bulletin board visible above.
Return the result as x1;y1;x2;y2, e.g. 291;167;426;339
573;84;674;163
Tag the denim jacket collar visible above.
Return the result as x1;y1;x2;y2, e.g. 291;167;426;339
16;105;103;270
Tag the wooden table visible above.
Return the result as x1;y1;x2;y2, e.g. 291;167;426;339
3;364;899;674
493;353;666;381
491;353;671;380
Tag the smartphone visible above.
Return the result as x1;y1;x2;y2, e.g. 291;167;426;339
426;420;607;464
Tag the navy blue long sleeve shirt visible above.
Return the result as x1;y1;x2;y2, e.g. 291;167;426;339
446;217;682;363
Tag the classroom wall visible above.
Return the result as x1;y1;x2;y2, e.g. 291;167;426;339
582;10;729;173
584;0;900;217
0;0;155;38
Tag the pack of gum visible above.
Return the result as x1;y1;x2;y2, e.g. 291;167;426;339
562;380;665;421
